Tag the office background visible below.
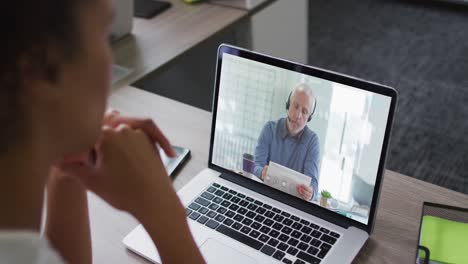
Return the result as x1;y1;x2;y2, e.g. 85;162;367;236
135;0;468;196
305;0;468;196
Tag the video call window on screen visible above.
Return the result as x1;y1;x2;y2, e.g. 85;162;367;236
212;54;392;225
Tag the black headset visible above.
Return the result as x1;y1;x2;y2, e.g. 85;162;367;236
285;91;317;122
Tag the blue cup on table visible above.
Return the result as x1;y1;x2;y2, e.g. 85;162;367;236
242;153;255;174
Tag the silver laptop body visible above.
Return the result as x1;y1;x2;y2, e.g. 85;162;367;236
124;44;398;264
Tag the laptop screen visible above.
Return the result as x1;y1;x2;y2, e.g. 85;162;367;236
211;48;394;226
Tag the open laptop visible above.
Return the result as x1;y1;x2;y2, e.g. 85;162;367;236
124;44;398;264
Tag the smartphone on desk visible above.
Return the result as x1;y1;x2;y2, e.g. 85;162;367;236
159;145;190;177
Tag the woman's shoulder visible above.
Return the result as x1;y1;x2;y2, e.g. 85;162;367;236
0;230;64;264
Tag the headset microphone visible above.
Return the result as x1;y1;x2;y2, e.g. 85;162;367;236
285;91;317;122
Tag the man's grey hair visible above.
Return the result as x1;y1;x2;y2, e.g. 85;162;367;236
291;83;317;110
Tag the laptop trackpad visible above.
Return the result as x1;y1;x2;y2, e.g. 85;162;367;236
199;238;257;264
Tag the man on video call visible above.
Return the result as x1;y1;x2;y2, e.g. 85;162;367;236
253;83;320;201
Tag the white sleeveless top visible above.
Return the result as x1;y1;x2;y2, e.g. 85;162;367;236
0;231;64;264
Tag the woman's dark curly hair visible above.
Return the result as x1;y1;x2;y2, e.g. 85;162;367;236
0;0;88;152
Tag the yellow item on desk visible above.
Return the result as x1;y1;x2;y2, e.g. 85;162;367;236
419;215;468;264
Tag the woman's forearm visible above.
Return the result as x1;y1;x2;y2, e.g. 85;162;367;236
45;170;92;264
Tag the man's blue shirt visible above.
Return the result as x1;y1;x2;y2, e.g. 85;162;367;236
253;117;320;199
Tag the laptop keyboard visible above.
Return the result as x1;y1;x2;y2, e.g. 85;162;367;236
185;183;341;264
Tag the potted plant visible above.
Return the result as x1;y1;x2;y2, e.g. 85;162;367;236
320;190;332;207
